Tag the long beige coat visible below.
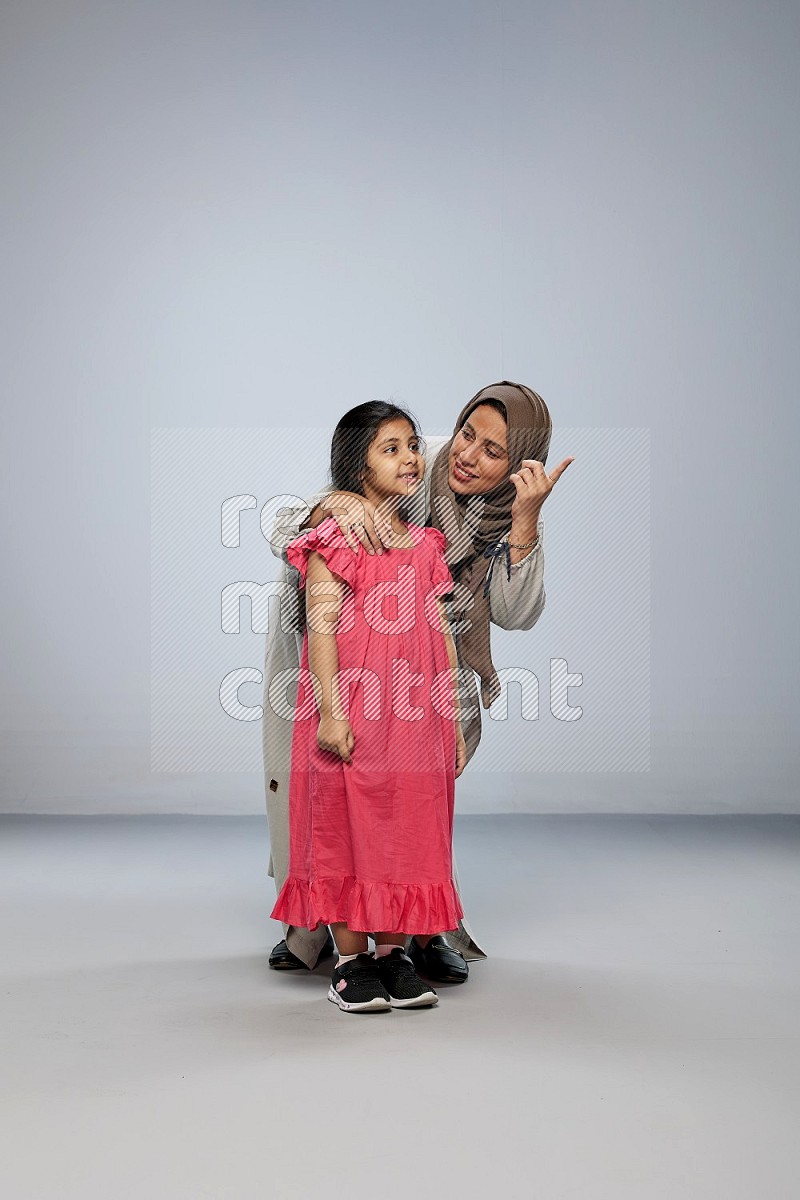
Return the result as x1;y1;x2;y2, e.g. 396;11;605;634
262;435;546;967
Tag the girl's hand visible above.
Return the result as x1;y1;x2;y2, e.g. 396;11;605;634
509;456;575;532
455;725;467;779
317;715;355;763
319;492;382;555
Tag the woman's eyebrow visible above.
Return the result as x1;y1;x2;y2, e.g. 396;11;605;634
464;421;507;455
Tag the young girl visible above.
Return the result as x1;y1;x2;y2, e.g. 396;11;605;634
270;401;467;1013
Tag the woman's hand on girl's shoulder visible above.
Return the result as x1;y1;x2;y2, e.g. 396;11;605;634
317;715;355;763
319;492;383;555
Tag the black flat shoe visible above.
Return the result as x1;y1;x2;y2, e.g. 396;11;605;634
269;930;335;970
269;940;307;970
408;935;469;984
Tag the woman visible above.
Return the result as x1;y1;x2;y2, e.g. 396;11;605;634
263;382;573;978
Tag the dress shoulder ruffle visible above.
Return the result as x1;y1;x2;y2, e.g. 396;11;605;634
285;516;361;588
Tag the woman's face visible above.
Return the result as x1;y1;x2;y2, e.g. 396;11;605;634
448;403;509;496
363;417;424;502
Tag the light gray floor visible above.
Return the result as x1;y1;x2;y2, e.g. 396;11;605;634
1;814;799;1199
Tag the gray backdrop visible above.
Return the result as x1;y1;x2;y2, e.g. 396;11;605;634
2;0;797;813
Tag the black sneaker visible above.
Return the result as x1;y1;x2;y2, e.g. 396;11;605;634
327;954;392;1013
375;948;439;1009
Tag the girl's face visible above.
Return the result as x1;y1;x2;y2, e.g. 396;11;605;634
448;403;509;495
362;418;424;502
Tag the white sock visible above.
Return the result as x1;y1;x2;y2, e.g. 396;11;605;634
374;943;404;958
336;952;362;968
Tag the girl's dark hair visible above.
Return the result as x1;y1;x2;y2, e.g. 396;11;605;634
330;401;422;496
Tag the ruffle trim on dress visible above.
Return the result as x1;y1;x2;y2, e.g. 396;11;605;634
271;874;464;936
286;517;360;589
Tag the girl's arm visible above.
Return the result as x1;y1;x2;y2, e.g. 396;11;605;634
436;598;467;779
306;551;354;763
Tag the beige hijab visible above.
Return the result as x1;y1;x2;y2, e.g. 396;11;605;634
429;382;552;730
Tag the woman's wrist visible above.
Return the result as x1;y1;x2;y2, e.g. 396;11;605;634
508;507;540;541
506;515;541;564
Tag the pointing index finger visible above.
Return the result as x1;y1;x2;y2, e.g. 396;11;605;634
548;456;575;484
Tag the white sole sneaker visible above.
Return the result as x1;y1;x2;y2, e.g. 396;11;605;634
387;990;438;1009
327;984;391;1013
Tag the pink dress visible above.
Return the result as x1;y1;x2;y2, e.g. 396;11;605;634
270;516;464;935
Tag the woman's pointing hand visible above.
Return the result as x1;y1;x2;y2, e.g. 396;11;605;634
509;456;574;529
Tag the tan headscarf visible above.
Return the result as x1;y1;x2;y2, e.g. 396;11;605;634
429;382;552;721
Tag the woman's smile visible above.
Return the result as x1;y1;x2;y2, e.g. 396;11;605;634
451;459;477;483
